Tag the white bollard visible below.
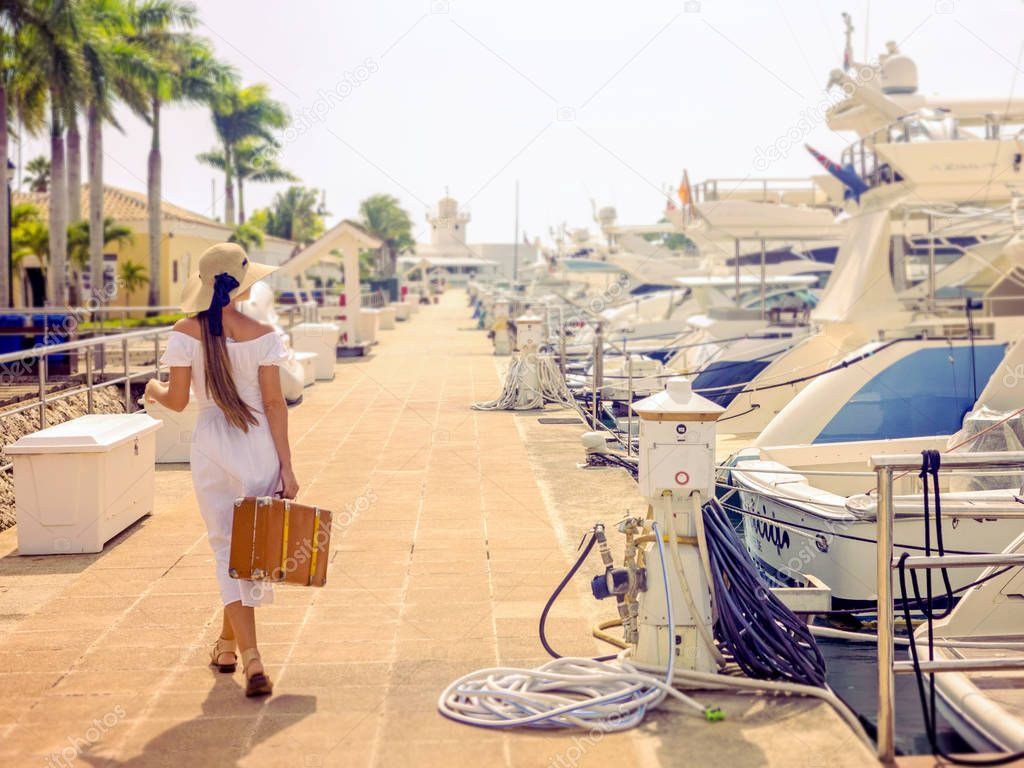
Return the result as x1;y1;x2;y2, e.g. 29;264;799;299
513;314;543;409
630;377;724;673
493;299;512;356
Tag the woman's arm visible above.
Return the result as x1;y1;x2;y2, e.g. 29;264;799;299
258;364;299;499
145;367;191;412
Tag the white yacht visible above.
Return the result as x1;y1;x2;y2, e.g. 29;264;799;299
706;35;1024;436
723;310;1024;605
917;531;1024;753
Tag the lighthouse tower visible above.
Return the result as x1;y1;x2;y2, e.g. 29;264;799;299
427;196;471;254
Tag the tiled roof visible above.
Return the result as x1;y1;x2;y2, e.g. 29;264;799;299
14;183;227;228
12;184;296;245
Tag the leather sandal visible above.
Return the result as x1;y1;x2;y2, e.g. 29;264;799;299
209;637;237;673
241;648;273;698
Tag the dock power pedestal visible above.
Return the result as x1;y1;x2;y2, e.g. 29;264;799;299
592;377;724;673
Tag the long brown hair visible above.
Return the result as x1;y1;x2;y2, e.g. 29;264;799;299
197;311;259;432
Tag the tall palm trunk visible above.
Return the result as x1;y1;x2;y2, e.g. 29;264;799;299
223;144;235;226
87;102;103;303
47;95;68;307
0;83;10;308
66;114;81;224
146;97;161;309
237;176;245;224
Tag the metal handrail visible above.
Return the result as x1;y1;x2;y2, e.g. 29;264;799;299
0;325;172;363
0;301;304;446
691;176;825;205
872;450;1024;764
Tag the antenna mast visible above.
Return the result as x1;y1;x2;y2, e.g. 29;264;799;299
841;12;854;71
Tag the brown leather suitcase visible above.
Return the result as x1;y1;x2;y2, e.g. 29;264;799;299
228;496;332;587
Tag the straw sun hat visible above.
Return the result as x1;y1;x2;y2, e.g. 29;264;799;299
179;243;277;315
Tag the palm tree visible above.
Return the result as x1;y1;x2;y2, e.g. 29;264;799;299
196;137;296;223
67;216;133;301
228;221;263;253
11;202;47;265
79;0;152;304
16;0;87;306
208;82;288;227
117;258;147;305
253;185;325;245
11;201;48;305
128;2;235;307
23;155;50;192
358;194;414;278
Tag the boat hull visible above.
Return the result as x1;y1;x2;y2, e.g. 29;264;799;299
731;483;1022;606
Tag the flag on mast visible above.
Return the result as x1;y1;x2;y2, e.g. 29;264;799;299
804;144;868;202
678;170;692;206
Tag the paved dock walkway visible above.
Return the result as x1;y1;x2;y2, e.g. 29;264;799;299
0;293;877;767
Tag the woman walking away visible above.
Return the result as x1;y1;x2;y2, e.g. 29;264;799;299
146;243;299;698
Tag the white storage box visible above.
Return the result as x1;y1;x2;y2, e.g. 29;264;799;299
394;302;410;321
289;323;339;381
293;351;317;386
7;414;162;554
378;305;397;330
358;308;380;344
140;395;197;464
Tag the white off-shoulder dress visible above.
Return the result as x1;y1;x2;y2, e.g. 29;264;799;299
160;330;290;607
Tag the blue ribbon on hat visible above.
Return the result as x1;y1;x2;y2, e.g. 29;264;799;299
208;272;240;337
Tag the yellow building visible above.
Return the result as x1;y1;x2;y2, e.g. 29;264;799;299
12;184;297;308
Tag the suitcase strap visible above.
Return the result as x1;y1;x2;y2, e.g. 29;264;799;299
250;499;263;579
308;507;321;585
280;501;290;580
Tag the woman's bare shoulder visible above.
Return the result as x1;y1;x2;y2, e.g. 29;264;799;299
229;314;276;342
172;317;201;340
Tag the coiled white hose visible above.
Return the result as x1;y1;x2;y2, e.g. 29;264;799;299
438;523;710;731
472;353;575;411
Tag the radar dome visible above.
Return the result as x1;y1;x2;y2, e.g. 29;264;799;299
879;50;917;95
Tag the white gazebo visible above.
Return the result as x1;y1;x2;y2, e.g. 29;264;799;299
277;220;384;346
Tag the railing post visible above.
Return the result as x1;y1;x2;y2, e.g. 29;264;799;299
625;337;632;457
37;354;46;429
876;464;896;764
558;306;566;377
85;344;94;414
592;322;603;427
123;335;131;414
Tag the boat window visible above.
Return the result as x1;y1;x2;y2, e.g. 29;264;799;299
740;289;819;311
813;344;1006;444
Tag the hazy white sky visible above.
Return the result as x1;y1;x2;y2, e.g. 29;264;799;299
16;0;1024;244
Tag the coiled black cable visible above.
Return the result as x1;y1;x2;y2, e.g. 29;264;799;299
702;496;827;687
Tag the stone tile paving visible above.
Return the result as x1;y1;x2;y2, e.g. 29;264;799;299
0;292;877;767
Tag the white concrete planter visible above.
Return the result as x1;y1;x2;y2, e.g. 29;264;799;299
289;323;340;380
358;309;380;344
293;351;317;386
379;306;397;330
140;396;198;464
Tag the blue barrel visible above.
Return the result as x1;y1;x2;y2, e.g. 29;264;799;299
32;313;71;367
0;314;24;355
